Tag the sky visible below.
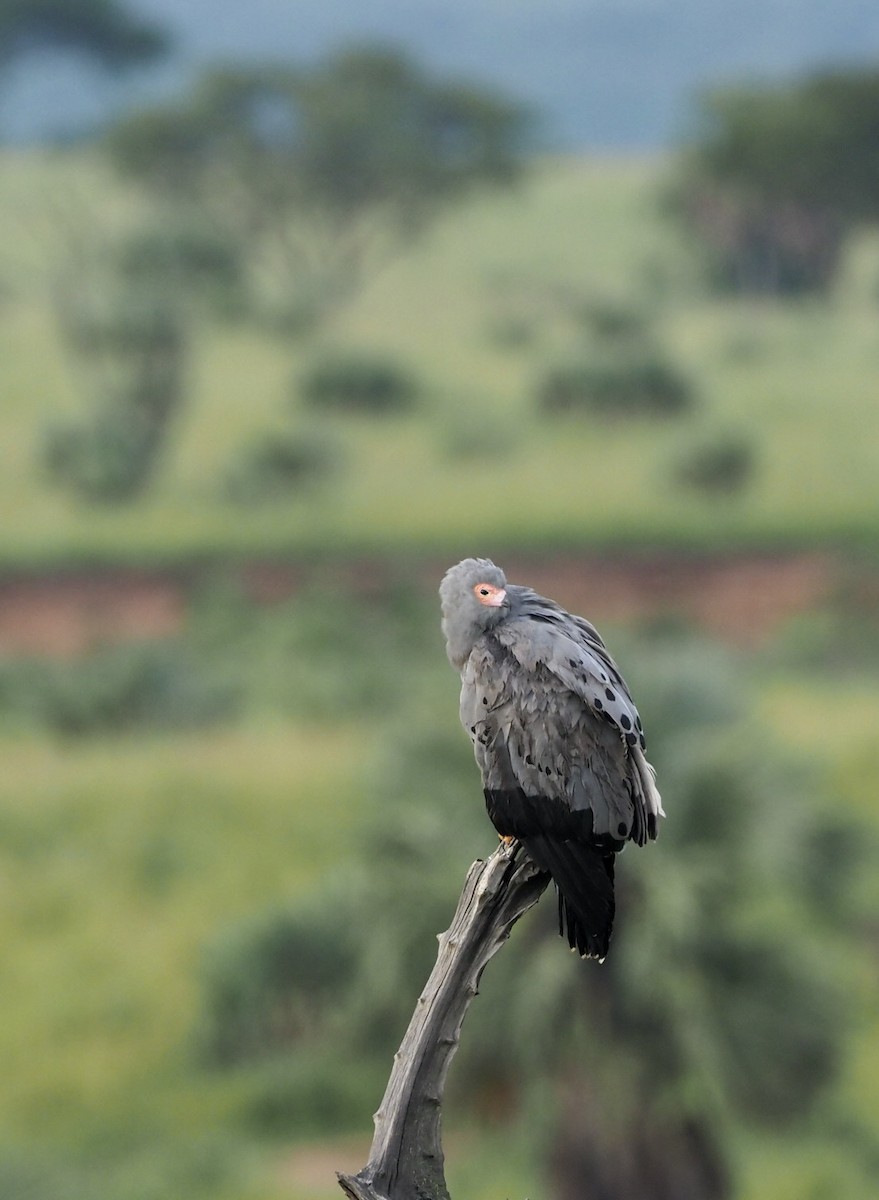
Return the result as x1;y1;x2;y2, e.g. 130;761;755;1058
3;0;879;148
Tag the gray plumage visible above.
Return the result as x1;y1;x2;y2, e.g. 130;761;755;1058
440;557;664;959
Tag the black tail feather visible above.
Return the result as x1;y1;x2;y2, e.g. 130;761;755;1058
521;834;615;960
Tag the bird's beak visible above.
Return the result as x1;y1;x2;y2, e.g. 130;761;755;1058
484;588;507;608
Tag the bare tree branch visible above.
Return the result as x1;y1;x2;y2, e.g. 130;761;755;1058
338;841;549;1200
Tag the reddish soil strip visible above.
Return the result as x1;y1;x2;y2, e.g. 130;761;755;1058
498;551;837;646
0;570;187;658
0;551;846;659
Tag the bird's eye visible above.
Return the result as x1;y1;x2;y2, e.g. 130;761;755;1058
474;581;507;608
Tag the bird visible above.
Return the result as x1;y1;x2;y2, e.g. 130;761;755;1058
440;557;663;960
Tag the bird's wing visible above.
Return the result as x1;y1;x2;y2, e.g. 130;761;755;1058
501;601;644;743
462;621;658;849
524;610;665;842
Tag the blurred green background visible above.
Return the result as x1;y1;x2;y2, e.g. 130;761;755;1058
1;3;878;1198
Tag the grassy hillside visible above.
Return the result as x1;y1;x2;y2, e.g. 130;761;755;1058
0;727;359;1127
1;152;879;567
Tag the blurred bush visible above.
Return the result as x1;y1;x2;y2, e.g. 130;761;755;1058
44;234;191;504
0;642;234;736
0;582;440;740
115;221;244;317
760;562;879;687
221;426;341;503
230;1048;382;1138
41;206;250;504
185;578;442;725
44;406;171;505
435;400;519;460
510;282;696;420
61;290;183;358
486;279;654;354
298;349;418;415
0;1152;87;1200
195;895;358;1067
573;296;653;343
0;1136;243;1200
671;429;757;495
485;312;540;350
537;349;693;417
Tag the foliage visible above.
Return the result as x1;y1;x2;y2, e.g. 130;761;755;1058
298;349;418;415
678;68;879;292
230;1047;383;1139
43;232;189;503
487;279;655;354
0;581;441;740
0;713;365;1190
0;0;168;72
186;581;441;724
0;1136;246;1200
222;426;341;503
769;594;879;677
41;213;245;504
528;285;694;419
114;221;243;314
195;892;360;1066
44;404;171;503
0;641;234;735
104;48;529;326
537;349;692;416
576;296;653;342
434;400;518;461
672;429;756;494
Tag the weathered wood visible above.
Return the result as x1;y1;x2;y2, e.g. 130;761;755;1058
337;841;549;1200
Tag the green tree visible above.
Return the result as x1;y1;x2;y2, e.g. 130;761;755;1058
677;68;879;293
0;0;168;72
105;47;530;329
44;220;237;503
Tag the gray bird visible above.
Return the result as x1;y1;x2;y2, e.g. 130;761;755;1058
440;557;663;960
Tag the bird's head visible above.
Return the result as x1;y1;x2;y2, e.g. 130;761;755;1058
440;557;510;669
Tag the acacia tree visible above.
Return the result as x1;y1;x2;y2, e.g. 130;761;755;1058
678;68;879;293
105;47;530;328
0;2;176;502
0;0;167;73
44;224;233;503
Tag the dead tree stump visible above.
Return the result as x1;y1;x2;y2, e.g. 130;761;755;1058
337;841;548;1200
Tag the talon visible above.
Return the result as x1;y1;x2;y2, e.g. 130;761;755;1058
498;834;520;858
